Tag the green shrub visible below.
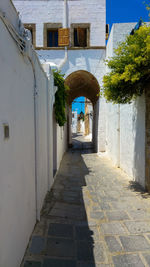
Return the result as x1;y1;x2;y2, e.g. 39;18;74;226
103;25;150;104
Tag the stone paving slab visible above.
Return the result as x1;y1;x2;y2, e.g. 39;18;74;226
105;236;123;252
124;221;150;234
106;211;130;221
43;258;76;267
46;237;76;258
21;135;150;267
142;253;150;265
24;261;42;267
100;222;127;235
112;254;145;267
119;235;150;252
48;223;74;238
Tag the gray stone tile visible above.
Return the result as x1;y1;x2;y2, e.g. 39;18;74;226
77;263;110;267
105;236;122;252
46;238;75;258
110;201;134;210
124;221;150;234
93;242;106;262
48;223;73;238
90;211;105;220
128;209;150;220
142;253;150;265
24;261;41;267
77;241;95;261
120;235;150;251
43;258;76;267
33;219;48;236
106;211;129;221
113;254;144;267
29;236;45;255
75;226;99;241
100;202;112;210
77;241;106;262
77;262;95;267
101;222;127;235
92;205;101;212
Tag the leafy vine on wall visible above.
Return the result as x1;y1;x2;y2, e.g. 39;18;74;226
53;70;69;126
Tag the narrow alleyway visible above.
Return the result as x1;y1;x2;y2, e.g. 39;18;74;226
22;134;150;267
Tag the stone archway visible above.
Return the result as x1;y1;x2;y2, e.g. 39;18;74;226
65;70;100;152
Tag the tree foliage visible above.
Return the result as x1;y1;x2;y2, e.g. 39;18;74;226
53;70;69;126
103;24;150;104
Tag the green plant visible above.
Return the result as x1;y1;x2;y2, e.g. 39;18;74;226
53;70;69;126
103;24;150;104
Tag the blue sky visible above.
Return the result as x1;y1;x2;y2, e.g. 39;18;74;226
107;0;149;31
72;97;85;114
72;0;149;114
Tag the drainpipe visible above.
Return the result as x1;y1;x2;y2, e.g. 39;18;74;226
27;57;39;221
58;0;68;70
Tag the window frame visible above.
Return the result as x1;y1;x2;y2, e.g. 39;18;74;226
24;23;36;47
44;23;62;48
71;23;90;48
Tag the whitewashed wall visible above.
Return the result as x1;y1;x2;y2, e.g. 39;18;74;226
57;124;67;170
0;11;36;267
105;23;145;188
14;0;106;47
0;1;67;266
72;111;78;133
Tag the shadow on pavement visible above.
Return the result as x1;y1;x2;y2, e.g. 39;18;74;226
71;133;94;154
22;134;97;267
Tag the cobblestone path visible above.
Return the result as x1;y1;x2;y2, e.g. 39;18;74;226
22;134;150;267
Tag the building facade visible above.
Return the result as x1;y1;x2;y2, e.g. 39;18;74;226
14;0;107;152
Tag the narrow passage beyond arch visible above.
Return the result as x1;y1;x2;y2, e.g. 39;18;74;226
65;70;100;151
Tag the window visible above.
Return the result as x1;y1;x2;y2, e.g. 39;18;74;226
44;23;62;48
74;28;87;47
106;24;109;40
24;24;36;47
47;29;58;47
71;24;90;48
3;124;9;140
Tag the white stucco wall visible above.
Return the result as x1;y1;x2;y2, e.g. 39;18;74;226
34;60;49;216
14;0;106;47
57;124;67;170
120;96;145;187
0;1;67;265
72;111;78;133
0;13;36;267
105;23;146;187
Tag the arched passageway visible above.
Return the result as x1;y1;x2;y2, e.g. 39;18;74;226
65;70;100;152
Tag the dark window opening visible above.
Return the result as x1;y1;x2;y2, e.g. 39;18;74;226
74;28;87;47
106;24;109;40
47;29;58;47
3;124;9;139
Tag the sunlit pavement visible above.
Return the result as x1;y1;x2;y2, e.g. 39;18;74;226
22;134;150;267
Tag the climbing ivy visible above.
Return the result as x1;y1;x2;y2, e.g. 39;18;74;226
102;24;150;104
53;70;69;126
